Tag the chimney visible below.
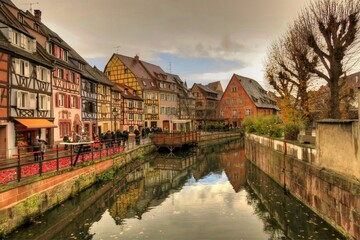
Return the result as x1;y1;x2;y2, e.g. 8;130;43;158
134;55;139;62
34;9;41;22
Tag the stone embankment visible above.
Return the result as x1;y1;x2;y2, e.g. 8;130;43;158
245;133;360;240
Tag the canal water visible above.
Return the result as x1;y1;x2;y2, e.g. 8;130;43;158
6;140;345;240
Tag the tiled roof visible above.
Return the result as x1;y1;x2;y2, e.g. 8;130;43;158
114;54;159;91
234;74;279;110
1;0;17;8
90;66;114;86
207;81;223;93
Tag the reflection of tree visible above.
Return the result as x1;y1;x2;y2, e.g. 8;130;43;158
245;161;345;240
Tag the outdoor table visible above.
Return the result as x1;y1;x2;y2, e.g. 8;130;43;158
60;141;94;166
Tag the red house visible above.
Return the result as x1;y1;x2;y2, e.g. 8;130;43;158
218;74;278;127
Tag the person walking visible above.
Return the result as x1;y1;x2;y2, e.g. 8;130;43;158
134;129;140;145
33;137;40;161
40;140;47;161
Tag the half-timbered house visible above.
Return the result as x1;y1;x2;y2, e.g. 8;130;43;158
115;83;143;132
104;54;159;129
2;4;84;145
0;3;55;157
90;66;114;135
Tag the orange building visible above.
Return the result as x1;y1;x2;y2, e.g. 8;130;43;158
218;74;278;127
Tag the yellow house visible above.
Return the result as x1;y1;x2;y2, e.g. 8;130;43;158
105;54;160;129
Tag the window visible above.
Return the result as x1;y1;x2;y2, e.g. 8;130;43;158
45;41;53;55
37;66;50;82
70;72;75;83
17;91;36;109
160;107;165;114
171;107;176;115
220;110;224;117
58;93;65;107
129;113;134;120
14;59;30;77
160;93;165;100
129;101;134;108
246;109;251;116
166;107;170;114
124;68;128;74
232;86;237;92
57;68;64;79
39;94;50;110
138;114;142;121
150;82;154;87
59;122;71;138
70;95;77;108
142;80;147;86
137;101;142;108
232;109;237;117
152;106;156;114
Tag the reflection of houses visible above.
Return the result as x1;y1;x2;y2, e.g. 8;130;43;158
0;5;55;157
219;148;246;192
191;82;222;129
218;74;278;127
152;154;197;171
109;154;197;222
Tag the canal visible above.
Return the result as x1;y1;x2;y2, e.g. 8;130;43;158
6;140;345;240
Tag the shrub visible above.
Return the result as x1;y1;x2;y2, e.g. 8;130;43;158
242;115;282;137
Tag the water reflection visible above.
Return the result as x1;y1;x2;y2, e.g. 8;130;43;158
6;140;344;240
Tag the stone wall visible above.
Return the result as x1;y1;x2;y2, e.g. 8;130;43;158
0;144;155;236
245;134;360;240
316;120;360;180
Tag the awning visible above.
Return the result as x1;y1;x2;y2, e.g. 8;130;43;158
15;118;57;130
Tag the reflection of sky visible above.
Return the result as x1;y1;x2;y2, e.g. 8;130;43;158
89;172;270;240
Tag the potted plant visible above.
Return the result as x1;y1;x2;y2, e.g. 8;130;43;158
283;123;300;141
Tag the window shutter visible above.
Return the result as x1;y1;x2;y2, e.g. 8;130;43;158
17;91;22;108
14;58;20;74
36;66;40;80
55;92;59;107
46;95;50;110
29;93;36;109
77;96;80;109
75;73;80;84
46;69;50;83
32;39;36;53
24;61;29;77
53;67;57;78
65;94;69;108
20;34;25;48
7;28;13;42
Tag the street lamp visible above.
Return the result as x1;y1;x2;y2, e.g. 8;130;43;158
113;107;118;132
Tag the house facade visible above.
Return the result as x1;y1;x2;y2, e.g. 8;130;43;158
0;4;55;157
91;66;114;134
115;83;143;132
218;74;278;127
191;83;221;129
104;54;159;129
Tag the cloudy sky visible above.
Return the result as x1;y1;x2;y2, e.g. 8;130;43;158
14;0;308;89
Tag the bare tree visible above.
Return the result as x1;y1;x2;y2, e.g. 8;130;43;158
265;26;316;124
297;0;360;119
